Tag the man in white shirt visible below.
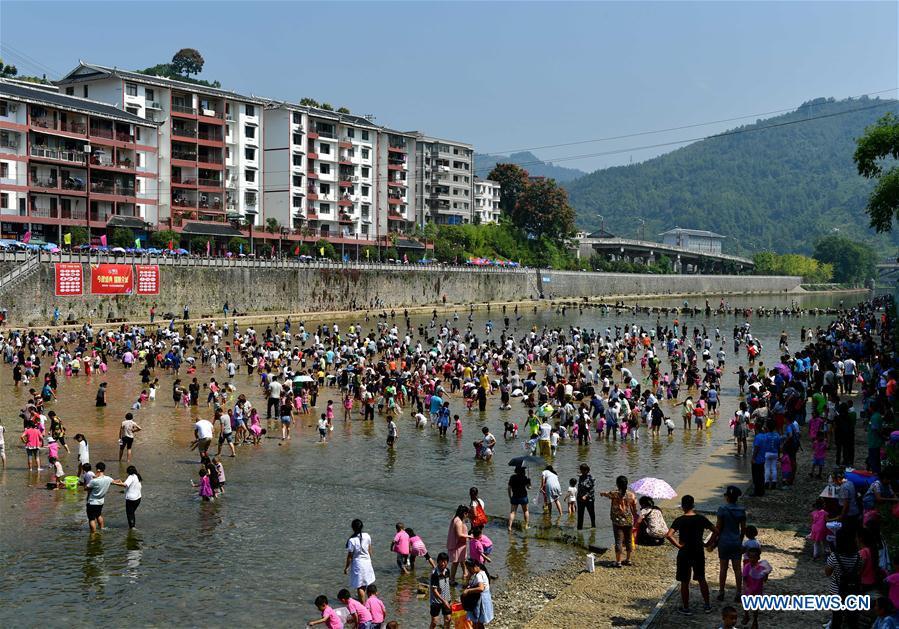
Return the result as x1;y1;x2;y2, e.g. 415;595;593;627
193;418;214;458
119;413;141;463
266;377;283;418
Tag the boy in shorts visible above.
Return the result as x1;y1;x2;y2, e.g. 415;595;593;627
429;552;452;629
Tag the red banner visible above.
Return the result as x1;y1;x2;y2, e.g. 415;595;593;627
135;265;160;295
54;263;83;296
90;263;133;295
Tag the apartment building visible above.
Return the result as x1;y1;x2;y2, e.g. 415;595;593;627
0;79;159;242
377;129;416;235
413;136;474;226
473;177;501;224
57;62;266;231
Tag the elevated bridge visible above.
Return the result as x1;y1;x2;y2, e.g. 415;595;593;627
577;236;755;274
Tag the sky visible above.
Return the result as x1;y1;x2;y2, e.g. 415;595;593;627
1;1;896;174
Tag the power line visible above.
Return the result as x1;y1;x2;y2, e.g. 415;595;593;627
15;96;899;195
0;43;64;80
478;88;899;157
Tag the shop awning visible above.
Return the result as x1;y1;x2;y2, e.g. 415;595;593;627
181;222;243;238
106;215;148;229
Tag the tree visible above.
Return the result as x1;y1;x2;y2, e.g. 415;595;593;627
854;112;899;232
228;237;248;254
188;236;208;254
336;107;351;114
107;227;135;249
315;238;336;259
299;97;320;107
265;217;281;233
320;103;334;111
487;163;530;217
150;229;180;249
67;227;89;247
813;234;877;284
171;48;205;77
753;251;833;283
0;58;17;78
515;178;576;244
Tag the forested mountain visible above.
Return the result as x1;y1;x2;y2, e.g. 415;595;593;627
564;97;899;255
474;151;586;182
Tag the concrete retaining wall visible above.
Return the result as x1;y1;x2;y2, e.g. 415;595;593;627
0;261;801;326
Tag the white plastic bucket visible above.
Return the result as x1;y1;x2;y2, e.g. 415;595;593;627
585;552;595;572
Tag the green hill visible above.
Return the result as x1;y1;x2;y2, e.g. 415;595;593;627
475;151;586;182
564;97;899;255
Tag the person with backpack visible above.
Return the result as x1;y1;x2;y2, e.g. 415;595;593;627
469;487;488;529
824;528;863;628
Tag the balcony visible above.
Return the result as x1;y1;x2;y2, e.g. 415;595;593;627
307;171;319;180
89;127;134;143
387;196;405;205
306;188;319;200
173;197;197;208
30;146;86;164
388;144;406;154
388;211;406;221
0;136;19;150
172;150;198;162
338;180;353;188
312;129;336;139
338;196;354;208
29;176;59;191
172;104;198;116
307;152;318;160
197;130;224;143
90;182;135;197
338;156;353;166
198;177;223;188
338;140;352;149
387;160;405;170
387;179;407;188
172;126;198;141
307;131;319;139
60;121;88;135
338;214;354;224
146;101;163;110
172;177;198;188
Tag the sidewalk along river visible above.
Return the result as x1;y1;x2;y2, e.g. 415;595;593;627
0;291;861;627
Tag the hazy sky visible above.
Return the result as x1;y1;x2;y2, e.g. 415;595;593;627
1;1;896;173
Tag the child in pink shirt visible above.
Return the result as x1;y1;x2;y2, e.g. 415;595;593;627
47;438;59;460
453;415;463;436
338;589;373;627
741;547;771;628
391;522;410;574
808;498;828;559
811;432;827;479
364;584;387;628
309;595;342;629
468;526;493;564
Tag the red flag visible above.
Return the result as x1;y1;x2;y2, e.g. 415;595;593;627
22;230;31;244
99;234;107;247
294;245;300;255
167;240;173;251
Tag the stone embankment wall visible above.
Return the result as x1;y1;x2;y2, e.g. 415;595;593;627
0;261;801;326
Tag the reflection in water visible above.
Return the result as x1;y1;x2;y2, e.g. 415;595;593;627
124;531;143;583
82;535;108;592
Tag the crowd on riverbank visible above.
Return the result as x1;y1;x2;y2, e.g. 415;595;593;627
1;294;896;627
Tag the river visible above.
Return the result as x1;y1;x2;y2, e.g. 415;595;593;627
0;291;865;627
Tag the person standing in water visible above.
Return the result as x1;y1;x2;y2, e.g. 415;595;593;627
112;465;143;529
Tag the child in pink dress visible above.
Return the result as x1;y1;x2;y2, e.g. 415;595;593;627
193;467;214;501
809;498;828;559
249;411;263;444
811;432;827;478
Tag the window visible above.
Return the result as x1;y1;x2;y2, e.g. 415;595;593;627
320;143;330;154
135;154;142;167
361;205;370;218
65;87;74;96
293;175;303;187
125;83;138;96
244;147;256;161
83;85;89;98
361;224;369;236
320;163;330;175
226;147;231;159
135;179;141;192
319;203;330;214
361;130;369;141
245;169;256;183
126;106;139;115
293;133;302;145
361;148;369;159
319;183;330;195
361;167;370;178
293;155;303;166
0;192;8;208
0;102;6;117
346;128;354;138
293;112;302;125
245;126;255;139
135;128;142;142
245;104;255;117
293;196;303;208
361;185;370;197
145;89;155;102
0;162;7;178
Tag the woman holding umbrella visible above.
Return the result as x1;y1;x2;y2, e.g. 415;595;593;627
600;475;639;567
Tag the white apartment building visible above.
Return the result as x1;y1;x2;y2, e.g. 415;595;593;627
0;79;159;242
377;129;416;235
474;177;501;224
57;62;267;233
413;135;474;226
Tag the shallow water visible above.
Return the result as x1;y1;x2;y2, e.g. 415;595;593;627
0;291;865;626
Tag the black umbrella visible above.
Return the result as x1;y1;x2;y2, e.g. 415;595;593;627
508;455;546;468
